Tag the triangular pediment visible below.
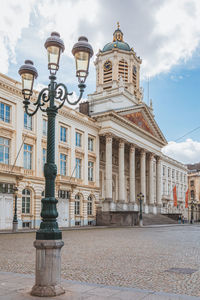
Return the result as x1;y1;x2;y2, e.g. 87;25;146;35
124;111;154;135
117;105;167;144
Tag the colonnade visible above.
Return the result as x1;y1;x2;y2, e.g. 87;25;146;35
104;134;162;210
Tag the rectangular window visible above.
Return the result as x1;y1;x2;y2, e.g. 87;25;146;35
60;153;67;176
0;102;10;123
43;119;47;136
172;169;175;179
22;190;31;214
24;112;32;130
168;168;170;178
88;137;94;151
75;201;80;215
75;158;81;179
168;183;170;195
176;171;179;181
0;183;13;193
60;126;67;142
0;137;10;164
190;180;194;187
42;148;46;168
163;166;165;176
58;190;70;199
87;201;92;216
24;144;32;169
163;182;166;195
75;132;82;147
88;161;94;181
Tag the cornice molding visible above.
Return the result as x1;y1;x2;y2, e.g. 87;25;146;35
58;108;100;130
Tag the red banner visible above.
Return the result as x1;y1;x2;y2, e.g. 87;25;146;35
185;189;189;208
173;185;177;207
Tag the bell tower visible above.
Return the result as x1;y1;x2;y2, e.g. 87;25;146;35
88;24;143;115
95;23;142;99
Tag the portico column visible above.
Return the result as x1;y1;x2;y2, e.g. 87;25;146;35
118;140;125;202
105;134;112;201
156;157;162;206
129;145;135;203
140;150;146;204
149;153;154;205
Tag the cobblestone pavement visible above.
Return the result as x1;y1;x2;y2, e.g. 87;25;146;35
0;226;200;297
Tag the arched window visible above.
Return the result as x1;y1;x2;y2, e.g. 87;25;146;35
22;189;31;214
87;195;93;216
118;59;128;83
75;194;80;215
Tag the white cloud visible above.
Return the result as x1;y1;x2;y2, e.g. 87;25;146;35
37;0;100;57
162;139;200;164
0;0;36;73
2;0;200;81
143;0;200;77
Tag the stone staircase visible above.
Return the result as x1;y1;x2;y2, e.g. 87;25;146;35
143;214;178;226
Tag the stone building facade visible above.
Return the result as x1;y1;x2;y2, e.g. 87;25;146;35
0;25;188;230
0;73;100;229
186;163;200;222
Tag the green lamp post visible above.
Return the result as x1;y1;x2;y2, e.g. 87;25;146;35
12;186;18;232
137;192;144;227
190;199;194;224
18;32;93;297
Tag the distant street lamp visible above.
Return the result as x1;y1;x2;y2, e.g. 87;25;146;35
190;199;195;224
12;186;18;232
18;32;93;297
137;192;144;227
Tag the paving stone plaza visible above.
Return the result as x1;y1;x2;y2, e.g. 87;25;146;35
0;225;200;299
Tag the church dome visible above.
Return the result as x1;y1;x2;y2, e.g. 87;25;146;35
102;23;131;53
102;41;131;52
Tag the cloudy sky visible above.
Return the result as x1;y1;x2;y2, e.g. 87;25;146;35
1;0;200;164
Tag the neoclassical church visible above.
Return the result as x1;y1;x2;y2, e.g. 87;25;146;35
0;25;187;230
87;25;187;220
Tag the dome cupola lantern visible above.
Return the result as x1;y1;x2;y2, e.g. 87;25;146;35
113;22;124;42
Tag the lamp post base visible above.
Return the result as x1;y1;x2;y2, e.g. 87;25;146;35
139;219;143;227
31;239;65;297
12;221;18;233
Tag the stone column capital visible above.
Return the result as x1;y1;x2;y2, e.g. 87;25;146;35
149;153;154;160
130;144;135;152
140;149;146;156
105;134;113;144
156;156;161;163
119;139;125;148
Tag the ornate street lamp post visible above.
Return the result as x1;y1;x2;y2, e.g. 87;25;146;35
190;199;194;224
18;32;93;297
137;192;144;227
12;186;18;232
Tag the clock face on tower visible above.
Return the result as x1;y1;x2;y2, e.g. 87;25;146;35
104;60;112;71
